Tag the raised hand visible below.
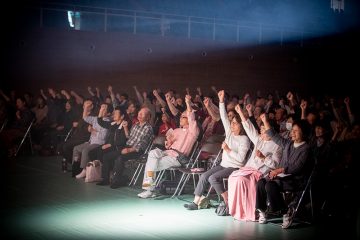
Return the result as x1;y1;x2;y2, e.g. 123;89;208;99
344;97;350;105
235;104;242;114
286;92;293;101
218;90;225;102
260;113;267;123
203;97;210;107
300;100;307;110
246;103;253;113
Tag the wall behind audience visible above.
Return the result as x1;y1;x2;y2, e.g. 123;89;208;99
3;27;358;98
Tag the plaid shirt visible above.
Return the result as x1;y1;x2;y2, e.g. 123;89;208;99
126;122;153;152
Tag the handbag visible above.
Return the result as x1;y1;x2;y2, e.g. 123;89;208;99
170;148;190;166
85;160;102;183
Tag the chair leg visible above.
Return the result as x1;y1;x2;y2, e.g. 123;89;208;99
129;164;140;186
155;170;165;187
129;163;144;186
178;174;191;196
133;164;145;186
15;133;28;157
171;172;186;198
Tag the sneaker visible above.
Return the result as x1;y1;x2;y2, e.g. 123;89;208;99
282;211;293;229
184;202;198;210
198;197;210;209
258;209;268;224
138;190;156;199
75;169;86;179
137;191;148;198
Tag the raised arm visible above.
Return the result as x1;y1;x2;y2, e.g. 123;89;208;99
153;89;167;108
70;90;84;105
82;100;93;119
300;100;307;120
87;86;95;97
108;85;120;108
344;97;355;125
185;94;193;113
0;89;10;102
218;90;231;133
61;90;71;100
204;97;220;121
40;89;47;101
165;92;179;116
133;86;144;104
261;113;290;149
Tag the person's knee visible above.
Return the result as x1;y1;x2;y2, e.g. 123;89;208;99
265;181;276;192
208;174;218;185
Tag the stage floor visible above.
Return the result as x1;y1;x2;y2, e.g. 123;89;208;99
2;155;358;240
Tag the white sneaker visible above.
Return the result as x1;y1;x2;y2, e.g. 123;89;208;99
76;169;86;179
138;190;156;199
137;190;148;198
282;213;293;229
258;209;268;224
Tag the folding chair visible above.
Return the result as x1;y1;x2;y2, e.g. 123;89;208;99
128;136;165;187
171;142;223;198
154;141;200;187
268;165;315;228
204;134;225;144
64;127;73;142
15;118;35;157
285;166;315;226
0;118;8;133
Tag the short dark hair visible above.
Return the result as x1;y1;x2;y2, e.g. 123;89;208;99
293;119;311;142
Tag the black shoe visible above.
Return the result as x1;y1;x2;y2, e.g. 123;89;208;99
96;181;109;186
110;181;122;189
184;202;198;210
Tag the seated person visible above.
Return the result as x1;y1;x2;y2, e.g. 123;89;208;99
184;90;250;210
138;95;199;198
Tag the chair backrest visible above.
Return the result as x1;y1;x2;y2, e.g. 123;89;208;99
152;135;166;147
199;142;222;156
204;134;225;144
189;142;222;168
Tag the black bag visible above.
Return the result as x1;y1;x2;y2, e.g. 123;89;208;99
171;148;190;166
215;201;229;216
157;180;178;194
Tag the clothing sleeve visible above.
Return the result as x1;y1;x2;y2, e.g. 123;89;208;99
249;115;260;133
242;119;259;144
83;115;97;125
97;117;112;129
266;128;291;149
219;102;231;135
187;110;199;135
263;144;282;170
228;137;250;166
